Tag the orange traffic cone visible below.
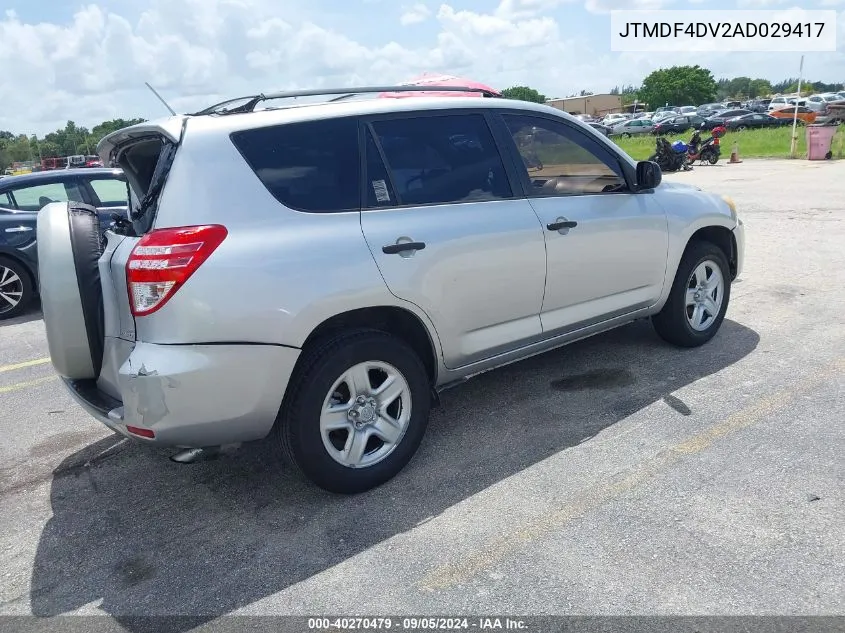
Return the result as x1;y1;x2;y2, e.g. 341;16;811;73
729;142;742;164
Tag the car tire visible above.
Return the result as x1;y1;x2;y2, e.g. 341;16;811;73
0;256;34;320
652;240;731;348
737;126;747;131
622;133;632;138
37;202;105;379
274;329;431;494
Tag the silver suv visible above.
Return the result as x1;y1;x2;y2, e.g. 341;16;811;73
37;85;745;493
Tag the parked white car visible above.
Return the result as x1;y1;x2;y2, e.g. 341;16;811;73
768;96;805;111
805;93;843;112
652;111;676;122
601;113;627;126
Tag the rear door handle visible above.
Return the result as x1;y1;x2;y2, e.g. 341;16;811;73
546;220;578;231
382;241;426;255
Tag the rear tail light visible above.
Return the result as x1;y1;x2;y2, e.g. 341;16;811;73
126;225;227;316
126;425;155;439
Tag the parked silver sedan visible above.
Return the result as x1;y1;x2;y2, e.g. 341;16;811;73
611;118;654;137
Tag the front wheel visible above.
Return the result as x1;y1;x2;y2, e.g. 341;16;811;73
274;329;431;493
706;151;719;165
652;241;731;347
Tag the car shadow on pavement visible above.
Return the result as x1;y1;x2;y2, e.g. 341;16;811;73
29;318;758;628
0;305;42;327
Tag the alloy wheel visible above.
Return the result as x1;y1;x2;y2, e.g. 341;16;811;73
0;265;24;314
685;260;724;332
319;361;412;468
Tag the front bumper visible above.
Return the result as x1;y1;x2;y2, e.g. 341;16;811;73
733;218;745;279
62;342;301;447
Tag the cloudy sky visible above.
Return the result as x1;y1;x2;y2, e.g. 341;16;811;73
0;0;843;135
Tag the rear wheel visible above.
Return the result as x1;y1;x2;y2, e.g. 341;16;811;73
274;329;431;494
0;256;34;320
652;241;731;347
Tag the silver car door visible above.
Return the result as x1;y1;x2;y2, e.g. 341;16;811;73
359;112;547;369
498;112;670;335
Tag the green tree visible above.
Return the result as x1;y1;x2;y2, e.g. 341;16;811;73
621;84;640;106
8;135;33;162
639;65;717;108
91;118;146;142
38;141;61;158
749;79;773;98
723;76;752;99
501;86;546;103
0;142;10;171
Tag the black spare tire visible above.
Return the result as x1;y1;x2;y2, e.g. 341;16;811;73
37;202;105;379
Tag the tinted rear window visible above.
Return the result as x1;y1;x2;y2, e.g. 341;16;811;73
370;114;511;207
231;118;360;213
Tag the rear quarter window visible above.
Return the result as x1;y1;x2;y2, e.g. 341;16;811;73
88;177;128;207
231;117;361;213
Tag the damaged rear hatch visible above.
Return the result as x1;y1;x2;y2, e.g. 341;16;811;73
95;116;186;401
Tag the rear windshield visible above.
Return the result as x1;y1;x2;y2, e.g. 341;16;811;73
231;118;360;213
116;137;177;234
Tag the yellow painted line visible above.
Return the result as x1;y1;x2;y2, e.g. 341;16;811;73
419;356;845;591
0;375;57;395
0;357;51;373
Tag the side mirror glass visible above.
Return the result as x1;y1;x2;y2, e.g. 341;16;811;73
636;160;662;191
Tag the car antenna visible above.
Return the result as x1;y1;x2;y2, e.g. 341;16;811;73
144;82;177;116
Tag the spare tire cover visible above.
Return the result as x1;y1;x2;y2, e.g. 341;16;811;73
37;202;105;379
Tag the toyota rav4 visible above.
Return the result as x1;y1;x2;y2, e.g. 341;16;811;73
37;85;745;494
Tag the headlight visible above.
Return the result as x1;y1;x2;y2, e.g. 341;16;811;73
722;195;737;220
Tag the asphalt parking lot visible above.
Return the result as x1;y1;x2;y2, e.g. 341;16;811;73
0;159;843;625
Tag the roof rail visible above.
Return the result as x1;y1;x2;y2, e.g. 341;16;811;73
191;85;500;116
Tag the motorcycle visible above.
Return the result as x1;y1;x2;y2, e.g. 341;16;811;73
685;126;725;166
648;137;691;172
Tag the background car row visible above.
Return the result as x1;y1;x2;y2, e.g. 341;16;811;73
591;90;844;133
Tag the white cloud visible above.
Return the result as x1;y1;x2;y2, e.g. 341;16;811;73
0;0;842;135
734;0;788;6
400;4;431;25
585;0;675;13
818;0;844;6
437;3;560;47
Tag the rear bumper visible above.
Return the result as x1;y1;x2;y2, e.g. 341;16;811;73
62;342;301;447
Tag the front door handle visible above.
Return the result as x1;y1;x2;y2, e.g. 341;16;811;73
546;220;578;232
382;241;426;255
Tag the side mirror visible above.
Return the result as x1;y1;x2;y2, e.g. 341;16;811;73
636;160;662;191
